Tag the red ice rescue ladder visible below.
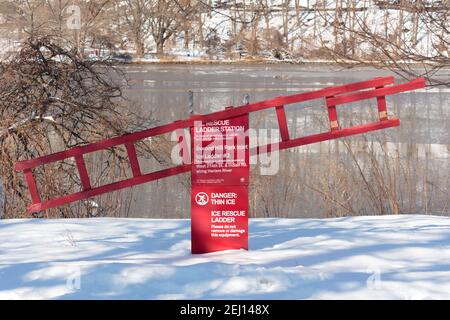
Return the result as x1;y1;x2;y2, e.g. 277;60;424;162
15;76;425;214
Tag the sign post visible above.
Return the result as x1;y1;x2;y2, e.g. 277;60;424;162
190;114;250;254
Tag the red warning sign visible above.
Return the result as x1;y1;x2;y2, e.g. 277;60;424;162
191;186;248;254
191;114;249;186
191;114;249;254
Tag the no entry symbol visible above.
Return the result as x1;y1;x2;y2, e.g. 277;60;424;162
195;192;209;206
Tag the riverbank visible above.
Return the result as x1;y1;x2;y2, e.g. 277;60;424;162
129;57;447;70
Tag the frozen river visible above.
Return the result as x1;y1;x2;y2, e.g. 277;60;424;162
124;64;449;145
100;64;449;218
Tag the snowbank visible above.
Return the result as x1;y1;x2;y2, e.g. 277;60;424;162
0;215;449;299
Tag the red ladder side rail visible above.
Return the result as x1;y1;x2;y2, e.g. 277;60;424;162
325;78;424;105
252;119;400;155
15;77;425;213
25;164;192;213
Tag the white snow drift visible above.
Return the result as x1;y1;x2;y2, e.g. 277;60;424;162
0;215;449;299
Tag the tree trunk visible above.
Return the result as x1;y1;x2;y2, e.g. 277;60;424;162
135;36;145;58
411;10;419;45
282;0;289;46
397;0;405;48
156;42;164;55
184;29;190;49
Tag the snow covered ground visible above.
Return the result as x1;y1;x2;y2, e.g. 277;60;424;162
0;215;449;300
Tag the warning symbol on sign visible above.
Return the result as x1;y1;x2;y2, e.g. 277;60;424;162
195;192;209;206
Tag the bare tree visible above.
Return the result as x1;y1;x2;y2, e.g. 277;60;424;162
0;1;116;58
150;0;199;55
115;0;152;57
114;0;200;57
317;0;450;86
0;36;159;218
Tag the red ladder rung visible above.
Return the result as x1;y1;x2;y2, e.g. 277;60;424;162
275;105;290;141
376;85;388;121
23;169;41;204
75;155;91;191
125;142;142;177
326;96;340;131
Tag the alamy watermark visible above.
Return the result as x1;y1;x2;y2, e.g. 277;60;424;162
170;121;280;175
66;5;81;30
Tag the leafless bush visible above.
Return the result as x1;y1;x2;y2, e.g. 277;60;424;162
0;36;162;218
315;0;450;86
